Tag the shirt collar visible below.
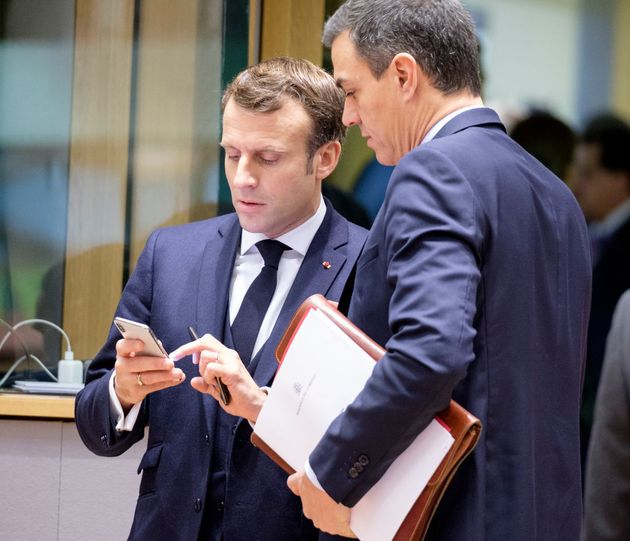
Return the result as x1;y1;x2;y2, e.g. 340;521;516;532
590;198;630;239
240;195;326;257
421;105;485;145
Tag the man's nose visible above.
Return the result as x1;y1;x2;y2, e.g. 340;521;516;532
232;158;257;188
342;100;360;127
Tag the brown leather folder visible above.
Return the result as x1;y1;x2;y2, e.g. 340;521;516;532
251;293;482;541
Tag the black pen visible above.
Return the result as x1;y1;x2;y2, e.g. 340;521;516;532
188;326;231;406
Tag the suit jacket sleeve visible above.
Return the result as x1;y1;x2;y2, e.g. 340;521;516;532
74;230;161;457
583;290;630;541
310;147;482;506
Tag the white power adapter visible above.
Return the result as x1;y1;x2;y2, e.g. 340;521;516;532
57;350;84;384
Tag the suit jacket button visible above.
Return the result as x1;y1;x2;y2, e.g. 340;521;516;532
194;498;202;512
354;463;364;473
203;434;210;444
358;454;369;466
349;467;359;479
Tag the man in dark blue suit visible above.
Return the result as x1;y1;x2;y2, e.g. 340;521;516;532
282;1;592;540
571;115;630;465
74;57;366;540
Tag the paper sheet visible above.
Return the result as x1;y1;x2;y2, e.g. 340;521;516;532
255;307;376;469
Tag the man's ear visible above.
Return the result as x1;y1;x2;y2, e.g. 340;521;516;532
391;52;419;101
314;140;342;181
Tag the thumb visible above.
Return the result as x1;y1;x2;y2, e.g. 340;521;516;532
287;472;300;496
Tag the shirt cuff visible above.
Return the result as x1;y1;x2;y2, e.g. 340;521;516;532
304;458;324;490
109;370;142;432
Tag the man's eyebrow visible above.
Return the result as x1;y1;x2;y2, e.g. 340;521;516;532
219;141;286;152
335;77;347;87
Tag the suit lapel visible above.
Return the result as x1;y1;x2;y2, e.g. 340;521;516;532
194;216;241;337
251;203;349;386
193;215;241;434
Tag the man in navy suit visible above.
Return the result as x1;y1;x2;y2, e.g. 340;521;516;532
571;115;630;465
280;1;592;539
74;57;366;541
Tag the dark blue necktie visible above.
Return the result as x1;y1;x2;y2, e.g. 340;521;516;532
231;239;289;365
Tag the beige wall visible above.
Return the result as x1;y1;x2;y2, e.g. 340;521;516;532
612;0;630;120
0;419;143;541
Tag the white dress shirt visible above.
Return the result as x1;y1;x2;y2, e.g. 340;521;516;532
110;196;326;431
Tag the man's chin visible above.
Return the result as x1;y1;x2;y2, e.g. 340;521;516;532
373;151;397;167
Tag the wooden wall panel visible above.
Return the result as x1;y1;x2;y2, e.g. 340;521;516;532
249;0;262;64
129;0;200;265
130;0;225;266
261;0;325;64
63;0;135;359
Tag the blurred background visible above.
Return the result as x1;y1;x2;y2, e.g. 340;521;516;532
1;0;628;377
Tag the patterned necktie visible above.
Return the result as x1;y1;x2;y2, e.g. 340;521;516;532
231;239;289;365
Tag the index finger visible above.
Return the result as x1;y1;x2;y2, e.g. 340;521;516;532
169;333;222;361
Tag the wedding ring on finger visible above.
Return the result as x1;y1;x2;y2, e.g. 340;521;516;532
214;351;220;361
136;373;144;386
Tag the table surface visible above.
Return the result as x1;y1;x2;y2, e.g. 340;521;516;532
0;391;75;419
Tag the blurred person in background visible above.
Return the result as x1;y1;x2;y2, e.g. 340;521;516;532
571;113;630;466
510;110;576;184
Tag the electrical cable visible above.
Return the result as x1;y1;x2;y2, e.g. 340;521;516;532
0;317;32;360
0;354;57;387
0;317;75;387
8;318;73;356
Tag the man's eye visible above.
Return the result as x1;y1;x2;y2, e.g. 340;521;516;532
259;156;278;165
345;91;355;98
227;154;240;161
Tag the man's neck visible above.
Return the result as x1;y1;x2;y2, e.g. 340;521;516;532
409;91;483;150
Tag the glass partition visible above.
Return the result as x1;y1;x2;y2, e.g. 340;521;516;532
0;0;250;386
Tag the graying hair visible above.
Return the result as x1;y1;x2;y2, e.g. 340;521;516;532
322;0;481;96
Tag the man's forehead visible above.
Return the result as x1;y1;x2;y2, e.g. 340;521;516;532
331;34;372;85
221;101;310;150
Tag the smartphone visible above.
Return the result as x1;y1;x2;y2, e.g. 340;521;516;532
114;317;168;357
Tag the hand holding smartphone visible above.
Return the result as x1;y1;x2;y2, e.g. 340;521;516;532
114;317;168;357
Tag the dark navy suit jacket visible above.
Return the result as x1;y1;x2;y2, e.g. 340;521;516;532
75;202;366;540
581;214;630;458
310;109;592;541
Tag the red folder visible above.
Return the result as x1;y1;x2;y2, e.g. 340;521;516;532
251;294;482;541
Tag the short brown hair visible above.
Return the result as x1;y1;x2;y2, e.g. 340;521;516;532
222;57;346;161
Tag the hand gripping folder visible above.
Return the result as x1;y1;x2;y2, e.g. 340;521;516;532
251;294;482;541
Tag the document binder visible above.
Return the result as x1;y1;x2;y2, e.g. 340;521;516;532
251;293;482;541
